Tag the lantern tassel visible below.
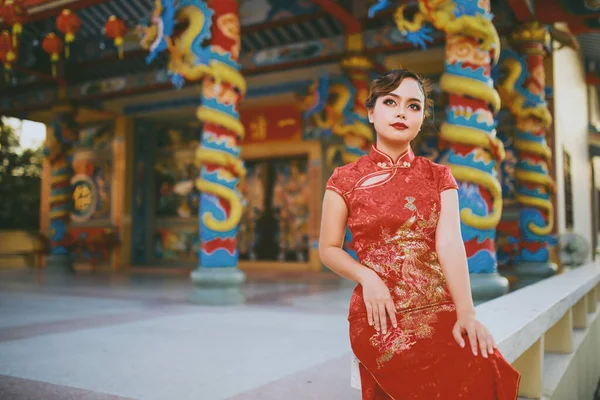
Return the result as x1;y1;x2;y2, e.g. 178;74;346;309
65;33;75;60
12;24;21;47
115;37;124;59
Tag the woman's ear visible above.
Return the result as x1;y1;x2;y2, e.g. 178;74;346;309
368;108;374;124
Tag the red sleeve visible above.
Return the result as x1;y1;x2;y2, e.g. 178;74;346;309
438;165;458;192
325;167;345;197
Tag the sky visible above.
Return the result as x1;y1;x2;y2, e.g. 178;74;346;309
3;117;47;152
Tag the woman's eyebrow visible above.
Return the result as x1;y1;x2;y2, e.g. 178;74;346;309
385;93;422;103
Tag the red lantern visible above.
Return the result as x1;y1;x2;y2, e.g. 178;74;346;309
42;32;63;77
104;16;127;59
0;0;28;47
56;9;81;59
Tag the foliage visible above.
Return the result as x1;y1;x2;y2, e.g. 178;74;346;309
0;118;43;230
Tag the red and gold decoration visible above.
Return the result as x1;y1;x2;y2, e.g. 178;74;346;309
207;0;241;59
42;32;63;76
0;0;28;47
56;9;81;59
0;30;16;76
104;15;127;59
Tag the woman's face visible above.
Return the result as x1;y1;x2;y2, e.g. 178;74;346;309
368;78;425;145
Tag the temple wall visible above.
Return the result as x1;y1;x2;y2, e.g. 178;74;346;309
552;44;592;249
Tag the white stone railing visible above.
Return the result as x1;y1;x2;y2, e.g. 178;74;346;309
478;262;600;399
351;263;600;399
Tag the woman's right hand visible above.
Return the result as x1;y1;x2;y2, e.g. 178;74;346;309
359;269;397;335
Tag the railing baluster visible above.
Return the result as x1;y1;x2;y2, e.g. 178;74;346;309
544;309;573;353
587;289;597;313
573;295;588;329
513;337;544;399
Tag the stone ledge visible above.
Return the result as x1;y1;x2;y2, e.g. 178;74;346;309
476;263;600;363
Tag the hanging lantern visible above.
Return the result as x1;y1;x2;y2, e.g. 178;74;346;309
0;0;28;47
0;30;16;80
56;9;81;59
42;32;63;77
104;16;127;59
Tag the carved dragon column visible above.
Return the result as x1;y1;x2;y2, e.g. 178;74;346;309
389;0;509;302
43;92;77;273
190;0;246;305
141;0;246;304
497;22;557;288
494;106;520;274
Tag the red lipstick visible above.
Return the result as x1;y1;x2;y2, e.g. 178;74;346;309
391;122;408;130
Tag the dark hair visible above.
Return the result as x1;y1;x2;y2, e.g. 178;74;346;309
365;68;433;117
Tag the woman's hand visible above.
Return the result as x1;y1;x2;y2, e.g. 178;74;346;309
360;270;397;335
452;313;496;358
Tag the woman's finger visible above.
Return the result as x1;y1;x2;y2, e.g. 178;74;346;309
385;301;397;329
378;303;387;334
372;305;381;332
483;327;495;354
452;323;465;348
486;330;495;355
365;302;374;327
477;327;488;358
467;325;478;356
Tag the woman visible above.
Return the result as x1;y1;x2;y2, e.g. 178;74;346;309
319;69;520;399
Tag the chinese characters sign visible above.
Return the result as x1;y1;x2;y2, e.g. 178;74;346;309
240;104;302;145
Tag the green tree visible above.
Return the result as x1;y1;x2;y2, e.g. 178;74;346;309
0;118;43;230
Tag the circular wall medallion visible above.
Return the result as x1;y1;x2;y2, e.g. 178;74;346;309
71;174;98;223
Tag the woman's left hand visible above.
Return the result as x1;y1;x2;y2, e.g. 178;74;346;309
452;314;496;358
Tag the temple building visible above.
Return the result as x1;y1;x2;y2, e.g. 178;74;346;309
1;0;600;304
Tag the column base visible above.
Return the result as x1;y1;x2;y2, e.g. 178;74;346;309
189;267;246;306
44;254;74;274
470;272;509;305
512;261;558;290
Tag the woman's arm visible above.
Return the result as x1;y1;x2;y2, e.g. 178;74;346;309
436;189;495;357
318;190;371;284
435;189;476;317
319;190;397;334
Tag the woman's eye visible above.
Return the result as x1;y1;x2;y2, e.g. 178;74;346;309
383;99;396;106
409;104;421;111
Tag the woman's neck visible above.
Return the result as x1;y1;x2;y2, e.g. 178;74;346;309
375;139;410;163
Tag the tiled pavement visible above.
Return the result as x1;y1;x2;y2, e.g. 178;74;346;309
0;269;360;400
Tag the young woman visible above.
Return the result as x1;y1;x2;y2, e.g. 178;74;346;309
319;69;520;399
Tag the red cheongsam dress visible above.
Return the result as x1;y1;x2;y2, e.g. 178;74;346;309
326;145;520;400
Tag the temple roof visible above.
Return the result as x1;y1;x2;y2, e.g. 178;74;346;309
0;0;599;116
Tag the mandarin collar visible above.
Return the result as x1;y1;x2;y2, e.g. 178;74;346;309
369;145;415;169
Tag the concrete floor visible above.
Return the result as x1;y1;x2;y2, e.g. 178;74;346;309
0;268;360;400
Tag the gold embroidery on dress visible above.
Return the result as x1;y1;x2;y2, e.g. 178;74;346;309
363;196;454;368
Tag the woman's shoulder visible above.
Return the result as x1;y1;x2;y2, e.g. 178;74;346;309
333;155;373;175
327;156;372;193
414;157;458;191
414;156;452;174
